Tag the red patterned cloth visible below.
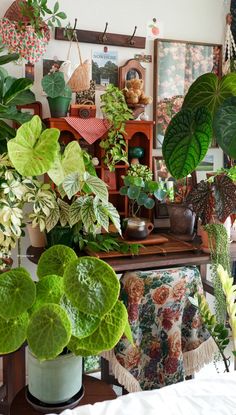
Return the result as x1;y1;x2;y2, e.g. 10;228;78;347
64;117;110;144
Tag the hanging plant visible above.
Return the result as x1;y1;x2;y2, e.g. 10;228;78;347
0;0;67;64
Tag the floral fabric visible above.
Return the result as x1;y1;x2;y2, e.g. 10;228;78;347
114;266;210;390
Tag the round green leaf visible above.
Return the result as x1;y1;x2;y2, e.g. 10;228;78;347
119;186;128;196
70;300;128;354
214;96;236;159
163;107;212;179
63;257;119;317
37;245;78;279
27;304;72;361
0;312;29;354
61;297;100;339
41;72;65;98
147;181;159;192
68;336;100;356
183;72;236;117
137;192;148;206
127;185;140;200
144;197;155;209
7;115;60;176
31;275;64;313
0;268;36;319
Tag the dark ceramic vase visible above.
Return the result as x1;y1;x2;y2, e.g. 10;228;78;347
167;203;196;241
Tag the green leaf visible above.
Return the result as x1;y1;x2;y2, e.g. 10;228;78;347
63;172;83;199
46;203;60;232
0;268;36;319
0;312;29;354
183;72;236;117
71;301;128;354
127;185;140;200
213;175;236;223
69;198;83;227
0;52;19;66
84;173;108;203
119;186;128;196
37;244;77;279
3;78;33;105
9;90;35;106
137;192;148;206
27;304;72;360
57;198;70;227
63;257;120;317
42;72;65;98
144;197;155;209
34;275;64;308
56;11;67;19
123;320;134;344
93;201;109;232
214;97;236;159
102;201;121;235
80;198;96;232
7;116;60;176
61;297;100;339
163;107;212;179
53;1;59;13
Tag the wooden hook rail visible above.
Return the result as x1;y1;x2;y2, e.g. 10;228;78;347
55;26;146;49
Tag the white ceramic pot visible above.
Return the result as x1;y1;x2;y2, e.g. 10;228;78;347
28;349;83;404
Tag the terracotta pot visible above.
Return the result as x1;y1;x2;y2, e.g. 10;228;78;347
167;203;196;241
27;223;47;248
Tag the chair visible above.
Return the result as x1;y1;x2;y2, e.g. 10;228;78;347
101;266;217;392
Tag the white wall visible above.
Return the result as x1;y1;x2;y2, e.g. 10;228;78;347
1;0;230;119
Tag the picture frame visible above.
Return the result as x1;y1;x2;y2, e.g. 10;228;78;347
16;101;43;118
153;38;222;148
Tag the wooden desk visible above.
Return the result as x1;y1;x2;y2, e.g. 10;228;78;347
10;375;116;415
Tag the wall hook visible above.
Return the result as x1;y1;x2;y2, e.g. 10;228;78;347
99;22;108;43
128;26;137;45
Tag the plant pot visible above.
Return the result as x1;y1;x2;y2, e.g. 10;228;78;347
47;96;71;118
167;203;196;241
47;225;74;248
28;349;83;405
27;223;47;248
123;217;154;240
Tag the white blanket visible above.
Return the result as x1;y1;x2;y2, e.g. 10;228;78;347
49;372;236;415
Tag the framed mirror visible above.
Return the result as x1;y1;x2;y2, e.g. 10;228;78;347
119;59;146;89
153;38;222;148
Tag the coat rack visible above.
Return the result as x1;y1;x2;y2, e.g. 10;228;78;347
55;21;146;49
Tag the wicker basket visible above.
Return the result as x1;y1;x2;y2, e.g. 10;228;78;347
67;33;90;92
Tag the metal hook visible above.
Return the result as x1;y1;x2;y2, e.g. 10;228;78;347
128;26;137;45
99;22;108;43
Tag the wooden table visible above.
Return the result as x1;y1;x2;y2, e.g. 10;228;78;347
10;375;116;415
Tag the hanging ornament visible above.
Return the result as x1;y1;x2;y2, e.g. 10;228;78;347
222;13;236;74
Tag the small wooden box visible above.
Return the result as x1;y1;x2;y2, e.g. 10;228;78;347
70;104;96;118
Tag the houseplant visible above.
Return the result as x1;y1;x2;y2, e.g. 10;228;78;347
0;0;67;63
100;84;133;171
42;71;72;117
119;164;167;239
0;244;131;406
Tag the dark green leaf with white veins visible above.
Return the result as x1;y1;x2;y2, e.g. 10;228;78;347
163;107;212;179
0;312;29;354
0;268;36;319
61;296;100;339
27;304;72;361
183;72;236;117
63;257;119;317
37;244;78;279
214;97;236;159
71;300;128;354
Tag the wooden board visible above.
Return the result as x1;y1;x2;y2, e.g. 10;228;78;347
119;233;169;245
85;234;199;259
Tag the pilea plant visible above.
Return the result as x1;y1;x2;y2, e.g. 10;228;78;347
0;244;131;359
100;84;133;171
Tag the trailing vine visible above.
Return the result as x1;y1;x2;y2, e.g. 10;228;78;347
204;223;230;323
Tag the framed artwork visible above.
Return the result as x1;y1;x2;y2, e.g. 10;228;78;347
153;38;222;148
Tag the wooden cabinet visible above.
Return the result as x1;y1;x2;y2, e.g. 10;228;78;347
44;118;153;219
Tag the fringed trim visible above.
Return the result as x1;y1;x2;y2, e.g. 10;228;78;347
101;350;142;393
183;336;218;377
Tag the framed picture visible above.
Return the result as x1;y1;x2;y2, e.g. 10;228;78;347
153;38;222;148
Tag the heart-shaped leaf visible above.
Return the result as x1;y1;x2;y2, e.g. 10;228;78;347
63;257;120;317
42;72;65;98
183;72;236;117
214;175;236;223
27;304;72;360
213;97;236;159
163;107;212;179
0;268;36;319
186;180;214;225
7;115;60;176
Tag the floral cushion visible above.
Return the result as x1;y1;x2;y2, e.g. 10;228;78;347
114;266;214;391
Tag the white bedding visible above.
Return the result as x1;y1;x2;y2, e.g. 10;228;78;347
49;372;236;415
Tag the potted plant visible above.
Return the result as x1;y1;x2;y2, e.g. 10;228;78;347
100;84;133;171
0;0;67;63
119;164;168;239
42;71;72;117
0;244;131;407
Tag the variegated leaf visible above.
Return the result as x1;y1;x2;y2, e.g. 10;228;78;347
57;198;70;227
93;200;109;232
46;204;60;232
63;172;83;200
102;201;121;235
214;175;236;222
84;172;108;203
69;198;84;227
80;197;96;233
186;180;214;225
